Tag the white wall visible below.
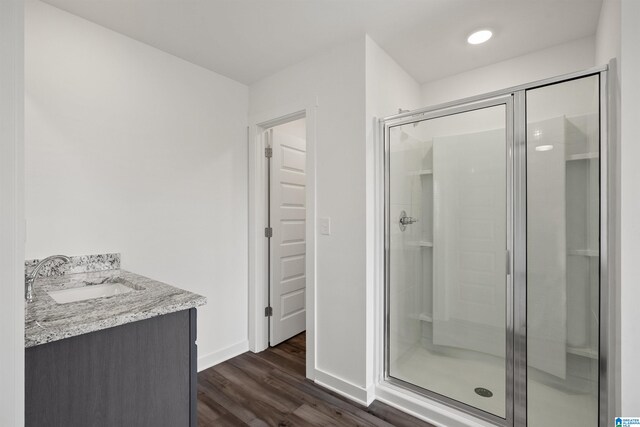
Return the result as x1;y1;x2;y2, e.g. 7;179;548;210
0;1;25;425
248;35;421;404
25;0;250;369
250;37;369;398
596;0;621;65
365;36;422;118
620;0;640;414
421;36;596;106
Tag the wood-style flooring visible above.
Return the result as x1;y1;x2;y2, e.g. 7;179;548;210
197;333;435;426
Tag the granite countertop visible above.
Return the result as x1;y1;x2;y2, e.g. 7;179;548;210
25;268;206;348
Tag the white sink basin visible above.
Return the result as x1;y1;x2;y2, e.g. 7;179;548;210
48;282;134;304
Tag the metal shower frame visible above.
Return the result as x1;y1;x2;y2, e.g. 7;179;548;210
379;65;612;427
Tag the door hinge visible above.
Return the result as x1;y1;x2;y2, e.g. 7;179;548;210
265;147;273;158
265;306;273;317
265;227;273;238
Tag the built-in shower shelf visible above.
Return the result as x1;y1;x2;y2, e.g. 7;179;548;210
566;152;599;161
419;313;432;322
411;313;433;322
567;346;598;359
407;241;433;248
568;249;598;257
407;169;433;176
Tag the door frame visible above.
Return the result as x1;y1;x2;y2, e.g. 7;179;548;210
382;95;515;427
248;99;317;380
375;65;615;427
0;1;25;426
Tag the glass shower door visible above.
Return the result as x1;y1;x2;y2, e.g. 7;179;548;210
386;99;512;421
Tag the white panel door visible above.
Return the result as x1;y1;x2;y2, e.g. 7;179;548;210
269;128;306;346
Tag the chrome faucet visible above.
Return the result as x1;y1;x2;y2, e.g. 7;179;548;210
25;255;71;303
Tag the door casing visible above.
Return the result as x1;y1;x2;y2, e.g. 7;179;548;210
248;99;317;381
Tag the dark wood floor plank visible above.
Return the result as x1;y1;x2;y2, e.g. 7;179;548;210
234;355;393;427
215;413;257;427
257;345;306;377
200;368;289;426
274;340;306;358
199;375;263;424
196;391;221;425
246;356;393;426
198;332;435;427
197;394;247;427
282;332;306;352
366;401;435;427
291;404;343;426
269;371;396;427
216;362;300;413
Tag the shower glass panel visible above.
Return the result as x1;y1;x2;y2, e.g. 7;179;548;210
387;102;509;419
526;75;600;426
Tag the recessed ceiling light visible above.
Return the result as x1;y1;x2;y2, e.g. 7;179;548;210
467;30;493;45
535;145;554;152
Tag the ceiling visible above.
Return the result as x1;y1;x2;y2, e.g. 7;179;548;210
41;0;603;85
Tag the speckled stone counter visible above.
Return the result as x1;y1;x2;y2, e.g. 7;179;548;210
25;263;206;348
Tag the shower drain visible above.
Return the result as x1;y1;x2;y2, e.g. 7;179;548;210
474;387;493;398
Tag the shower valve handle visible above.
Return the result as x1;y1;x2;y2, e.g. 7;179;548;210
400;216;418;226
399;210;418;231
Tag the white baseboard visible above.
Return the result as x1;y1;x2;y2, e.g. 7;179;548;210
374;382;494;427
197;339;249;372
314;369;375;406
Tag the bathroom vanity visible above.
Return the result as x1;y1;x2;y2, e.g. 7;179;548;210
24;254;206;427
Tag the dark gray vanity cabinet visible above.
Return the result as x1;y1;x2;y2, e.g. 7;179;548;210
25;308;197;427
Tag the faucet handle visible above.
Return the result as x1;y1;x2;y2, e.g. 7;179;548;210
25;276;35;303
24;254;71;303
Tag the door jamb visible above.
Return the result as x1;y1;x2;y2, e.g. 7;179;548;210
0;1;25;425
248;99;317;381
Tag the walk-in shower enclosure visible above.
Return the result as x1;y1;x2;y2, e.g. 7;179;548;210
381;68;611;427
